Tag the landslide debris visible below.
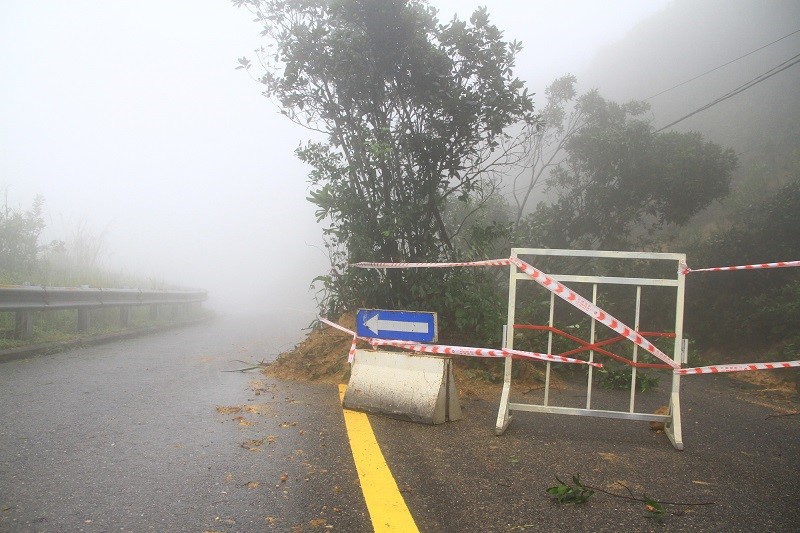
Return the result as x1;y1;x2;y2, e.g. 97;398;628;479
261;311;553;399
262;312;357;384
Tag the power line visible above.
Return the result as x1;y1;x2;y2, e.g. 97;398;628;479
644;28;800;101
655;51;800;132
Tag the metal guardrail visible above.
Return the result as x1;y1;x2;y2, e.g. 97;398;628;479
0;285;207;311
0;285;207;340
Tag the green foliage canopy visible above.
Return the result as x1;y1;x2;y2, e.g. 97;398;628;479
236;0;535;314
522;90;738;250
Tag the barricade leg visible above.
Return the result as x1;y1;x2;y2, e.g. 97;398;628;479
495;356;513;435
665;373;684;450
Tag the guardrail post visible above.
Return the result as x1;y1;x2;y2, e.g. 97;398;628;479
120;307;130;327
77;309;90;332
15;311;33;340
149;305;159;320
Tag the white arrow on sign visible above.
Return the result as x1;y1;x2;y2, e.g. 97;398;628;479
364;314;430;336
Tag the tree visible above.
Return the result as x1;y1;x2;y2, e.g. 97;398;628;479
235;0;535;314
516;87;738;250
511;74;578;229
0;193;47;281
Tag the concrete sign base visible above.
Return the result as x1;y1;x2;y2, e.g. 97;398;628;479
343;349;463;424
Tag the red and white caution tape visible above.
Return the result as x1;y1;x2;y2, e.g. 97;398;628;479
353;257;681;369
319;318;602;367
502;347;603;367
508;257;680;369
680;259;800;275
369;339;602;367
352;259;512;269
368;338;506;357
320;317;359;337
319;317;362;364
343;257;800;375
676;360;800;375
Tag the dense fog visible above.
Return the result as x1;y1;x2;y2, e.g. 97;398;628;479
3;0;795;323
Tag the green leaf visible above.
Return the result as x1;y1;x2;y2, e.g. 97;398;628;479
644;494;666;518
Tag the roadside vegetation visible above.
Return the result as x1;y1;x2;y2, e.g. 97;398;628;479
0;194;210;351
0;305;211;352
234;0;798;392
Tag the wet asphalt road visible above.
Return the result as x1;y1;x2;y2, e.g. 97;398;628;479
373;375;800;532
0;314;370;532
1;314;798;532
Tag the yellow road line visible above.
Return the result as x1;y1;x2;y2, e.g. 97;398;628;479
338;384;419;533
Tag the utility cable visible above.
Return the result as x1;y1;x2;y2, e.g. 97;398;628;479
655;51;800;132
644;28;800;101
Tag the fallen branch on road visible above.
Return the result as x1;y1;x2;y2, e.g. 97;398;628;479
547;474;715;521
223;359;268;372
586;480;716;508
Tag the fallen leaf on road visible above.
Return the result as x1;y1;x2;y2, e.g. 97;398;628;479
598;452;620;462
650;405;669;431
234;416;255;427
241;439;264;451
245;404;271;414
216;406;242;414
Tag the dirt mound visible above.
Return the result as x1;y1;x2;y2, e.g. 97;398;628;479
263;312;357;383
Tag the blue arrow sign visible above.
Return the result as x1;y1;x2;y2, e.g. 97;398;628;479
356;309;438;343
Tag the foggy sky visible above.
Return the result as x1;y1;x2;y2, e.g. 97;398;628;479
583;0;800;151
0;0;669;317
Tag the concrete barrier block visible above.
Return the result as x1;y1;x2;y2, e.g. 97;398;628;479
344;349;463;424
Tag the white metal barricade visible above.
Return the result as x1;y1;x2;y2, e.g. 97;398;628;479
495;248;687;450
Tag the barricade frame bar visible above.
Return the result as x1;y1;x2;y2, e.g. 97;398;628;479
495;248;686;450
